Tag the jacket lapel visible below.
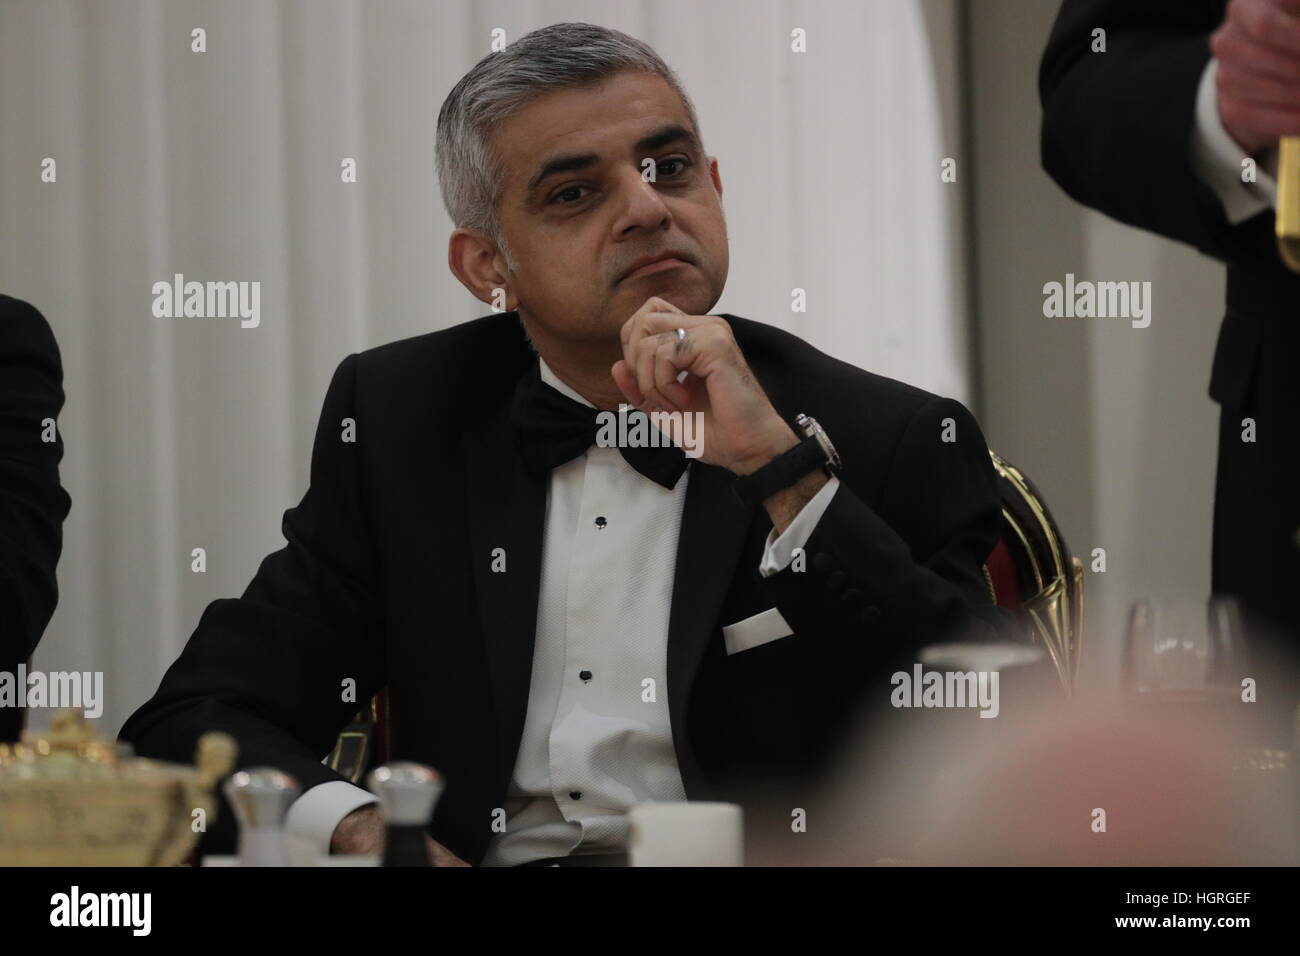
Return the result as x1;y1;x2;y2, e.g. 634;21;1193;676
666;460;757;797
464;388;548;790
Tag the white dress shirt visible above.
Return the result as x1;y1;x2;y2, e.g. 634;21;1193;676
1190;57;1280;224
285;353;839;863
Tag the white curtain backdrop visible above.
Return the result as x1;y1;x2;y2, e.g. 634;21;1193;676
0;0;971;734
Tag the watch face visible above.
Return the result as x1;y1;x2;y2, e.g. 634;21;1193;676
813;422;841;471
795;414;840;472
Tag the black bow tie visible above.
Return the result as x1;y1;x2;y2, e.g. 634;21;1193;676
509;360;688;489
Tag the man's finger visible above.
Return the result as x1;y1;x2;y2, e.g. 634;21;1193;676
634;330;681;413
1218;62;1300;107
653;337;689;408
1222;99;1300;140
654;338;694;411
1235;0;1300;59
620;306;710;362
620;307;709;408
1214;17;1300;81
611;358;645;407
619;296;687;349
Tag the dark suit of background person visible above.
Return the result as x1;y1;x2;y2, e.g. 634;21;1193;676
120;311;1011;865
1040;0;1300;738
0;295;72;744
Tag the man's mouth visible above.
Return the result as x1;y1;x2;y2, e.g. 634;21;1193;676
618;253;692;282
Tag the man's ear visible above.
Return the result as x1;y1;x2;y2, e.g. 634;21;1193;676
448;228;517;310
708;156;723;200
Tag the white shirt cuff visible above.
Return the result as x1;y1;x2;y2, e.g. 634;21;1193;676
1190;58;1278;223
758;475;840;578
283;780;378;858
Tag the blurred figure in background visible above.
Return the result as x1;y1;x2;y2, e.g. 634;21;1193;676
749;669;1297;866
1039;0;1300;745
0;294;71;743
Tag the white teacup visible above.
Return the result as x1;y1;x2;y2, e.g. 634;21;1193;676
628;801;743;867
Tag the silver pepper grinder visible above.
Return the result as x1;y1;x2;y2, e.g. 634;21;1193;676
367;762;444;867
222;768;300;867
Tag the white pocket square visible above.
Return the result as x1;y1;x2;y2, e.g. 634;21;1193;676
722;607;795;656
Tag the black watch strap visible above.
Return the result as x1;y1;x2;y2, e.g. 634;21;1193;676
732;436;827;509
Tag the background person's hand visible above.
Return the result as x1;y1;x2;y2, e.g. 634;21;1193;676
1211;0;1300;155
330;804;471;865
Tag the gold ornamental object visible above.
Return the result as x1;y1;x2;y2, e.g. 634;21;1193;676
0;709;236;866
1278;136;1300;272
987;450;1084;693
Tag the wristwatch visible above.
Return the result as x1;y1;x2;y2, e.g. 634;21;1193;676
732;413;841;509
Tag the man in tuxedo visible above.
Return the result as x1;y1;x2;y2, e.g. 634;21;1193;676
0;294;72;743
1040;0;1300;717
122;22;1010;866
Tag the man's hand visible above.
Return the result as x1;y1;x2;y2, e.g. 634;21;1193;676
1211;0;1300;156
610;296;799;476
329;804;471;866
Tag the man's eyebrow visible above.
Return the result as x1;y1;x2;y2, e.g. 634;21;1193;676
633;123;700;156
526;152;600;195
524;124;701;196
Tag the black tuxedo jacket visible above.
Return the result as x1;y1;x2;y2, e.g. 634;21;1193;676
121;312;1009;864
1040;0;1300;350
0;295;71;744
1041;0;1300;657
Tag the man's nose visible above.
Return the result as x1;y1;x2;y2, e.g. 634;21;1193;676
614;168;672;234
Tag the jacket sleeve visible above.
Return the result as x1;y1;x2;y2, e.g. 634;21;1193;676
759;396;1012;684
0;297;71;706
1038;0;1269;263
118;352;386;854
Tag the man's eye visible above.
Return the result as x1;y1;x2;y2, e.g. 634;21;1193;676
551;186;590;205
658;157;690;177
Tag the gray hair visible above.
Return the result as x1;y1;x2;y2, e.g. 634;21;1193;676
435;22;703;273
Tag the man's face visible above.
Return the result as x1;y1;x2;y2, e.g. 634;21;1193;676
489;70;728;344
